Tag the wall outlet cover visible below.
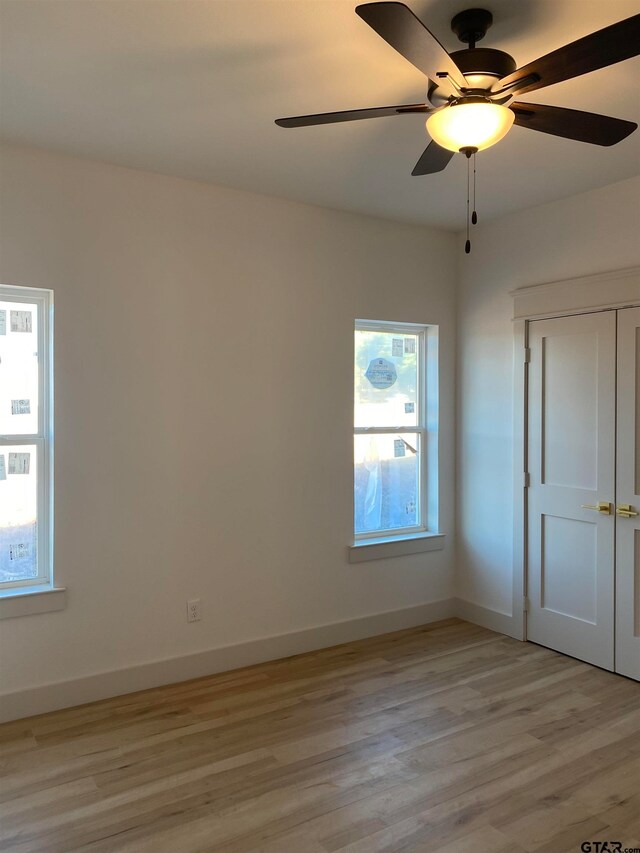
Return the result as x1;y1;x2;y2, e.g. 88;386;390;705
187;599;202;623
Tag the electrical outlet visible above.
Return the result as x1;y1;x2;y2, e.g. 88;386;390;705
187;598;202;623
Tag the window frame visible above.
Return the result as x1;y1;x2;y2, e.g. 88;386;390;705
0;284;54;591
354;318;437;544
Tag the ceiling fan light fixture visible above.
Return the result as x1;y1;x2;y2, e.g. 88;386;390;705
426;100;515;152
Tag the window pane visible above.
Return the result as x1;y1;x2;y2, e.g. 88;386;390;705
355;329;419;428
0;445;38;583
0;301;39;436
354;433;420;534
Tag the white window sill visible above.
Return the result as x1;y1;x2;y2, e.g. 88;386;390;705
348;532;445;563
0;585;67;619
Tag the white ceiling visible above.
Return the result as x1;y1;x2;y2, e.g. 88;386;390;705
1;0;639;230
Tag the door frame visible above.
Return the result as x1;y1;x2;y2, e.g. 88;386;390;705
511;265;640;642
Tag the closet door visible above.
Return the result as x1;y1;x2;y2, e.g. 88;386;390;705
616;307;640;681
527;311;616;670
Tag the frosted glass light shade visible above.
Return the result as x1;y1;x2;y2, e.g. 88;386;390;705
426;102;515;152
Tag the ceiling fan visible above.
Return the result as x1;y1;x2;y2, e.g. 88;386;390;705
275;3;640;177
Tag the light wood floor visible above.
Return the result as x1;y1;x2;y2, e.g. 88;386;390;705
1;619;639;853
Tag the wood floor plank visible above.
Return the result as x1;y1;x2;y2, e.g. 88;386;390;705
429;824;525;853
0;619;638;852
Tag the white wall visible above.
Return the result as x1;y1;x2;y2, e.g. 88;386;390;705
0;145;457;701
456;177;640;620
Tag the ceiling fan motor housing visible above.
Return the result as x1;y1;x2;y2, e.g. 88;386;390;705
445;9;517;96
450;48;516;80
428;48;517;105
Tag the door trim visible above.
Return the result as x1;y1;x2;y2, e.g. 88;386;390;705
513;267;640;643
511;265;640;322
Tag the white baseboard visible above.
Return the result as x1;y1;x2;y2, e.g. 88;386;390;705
455;597;521;639
0;599;456;723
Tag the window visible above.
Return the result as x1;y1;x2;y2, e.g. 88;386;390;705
354;320;437;544
0;286;53;591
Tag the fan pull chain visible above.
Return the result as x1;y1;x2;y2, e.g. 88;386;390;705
472;152;478;226
462;147;478;254
462;146;478;253
465;153;471;254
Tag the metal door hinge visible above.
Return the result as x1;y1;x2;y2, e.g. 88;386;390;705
523;596;530;613
523;472;530;488
524;347;531;364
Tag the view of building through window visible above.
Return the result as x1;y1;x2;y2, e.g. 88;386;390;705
354;322;426;538
0;288;52;588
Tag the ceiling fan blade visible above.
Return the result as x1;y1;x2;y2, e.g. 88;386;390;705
495;14;640;96
275;103;431;128
356;2;467;91
511;102;638;146
411;141;454;176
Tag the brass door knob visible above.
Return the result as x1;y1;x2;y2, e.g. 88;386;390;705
616;504;639;518
581;501;611;514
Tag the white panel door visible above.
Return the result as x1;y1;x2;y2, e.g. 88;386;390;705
616;307;640;681
527;312;616;670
